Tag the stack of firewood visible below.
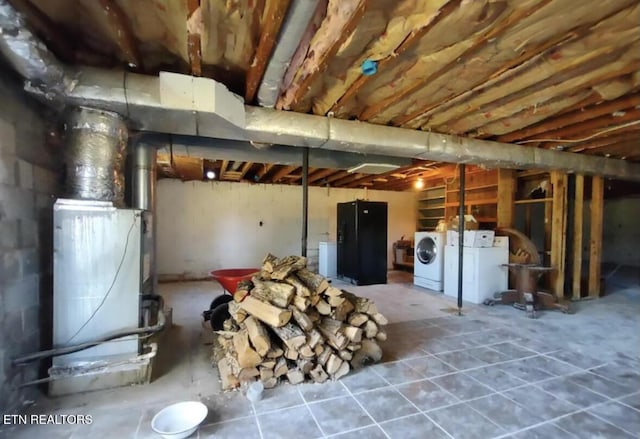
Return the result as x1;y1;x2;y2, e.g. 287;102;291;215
213;254;388;390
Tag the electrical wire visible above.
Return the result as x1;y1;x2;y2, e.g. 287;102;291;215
515;120;640;145
64;215;138;345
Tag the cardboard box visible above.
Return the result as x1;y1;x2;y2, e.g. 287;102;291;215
446;230;495;247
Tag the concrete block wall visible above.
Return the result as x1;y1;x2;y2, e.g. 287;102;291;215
0;72;61;414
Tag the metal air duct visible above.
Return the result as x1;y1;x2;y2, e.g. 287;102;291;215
63;106;128;205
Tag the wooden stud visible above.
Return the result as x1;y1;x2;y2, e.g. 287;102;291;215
97;0;142;69
588;175;604;298
245;0;291;102
276;0;368;110
572;174;585;300
550;171;568;299
497;169;516;228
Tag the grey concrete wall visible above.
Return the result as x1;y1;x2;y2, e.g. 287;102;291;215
0;73;61;413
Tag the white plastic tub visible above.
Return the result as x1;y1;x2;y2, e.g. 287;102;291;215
151;401;208;439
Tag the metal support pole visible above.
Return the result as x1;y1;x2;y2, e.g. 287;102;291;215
457;164;466;315
302;147;309;257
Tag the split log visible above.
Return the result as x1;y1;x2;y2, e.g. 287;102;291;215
270;256;307;280
251;278;295;308
260;367;274;381
297;359;314;374
310;364;329;383
372;313;388;326
228;301;248;323
328;296;345;307
376;331;388;342
307;329;323;349
218;358;239;390
286;368;305;385
292;295;310;312
239;296;292;327
244;316;271;356
348;313;369;327
284;347;299;360
238;367;259;382
339;350;353;361
333;299;355;322
323;286;343;297
309;294;321;306
274;358;288;377
315;299;332;315
317;346;332;365
351;339;382;370
347;343;362;351
285;274;311;297
364;320;378;339
332;361;350;380
314;343;325;356
262;253;278;272
234;288;250;303
297;268;329;294
299;344;315;360
262;377;278;389
326;354;343;375
261;359;276;369
342;291;376;314
223;319;240;332
343;326;363;343
307;309;321;323
233;329;263;369
272;322;307;350
290;306;313;331
267;347;284;358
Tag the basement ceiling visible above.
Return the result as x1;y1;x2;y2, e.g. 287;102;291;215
9;0;640;172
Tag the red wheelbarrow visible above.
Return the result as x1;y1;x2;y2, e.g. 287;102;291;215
204;268;259;330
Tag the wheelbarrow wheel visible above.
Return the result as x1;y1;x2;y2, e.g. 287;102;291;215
210;294;233;311
210;302;231;331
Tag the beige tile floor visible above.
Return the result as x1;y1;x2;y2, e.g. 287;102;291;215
2;270;639;439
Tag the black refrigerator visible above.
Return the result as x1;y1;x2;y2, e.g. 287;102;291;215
337;200;388;286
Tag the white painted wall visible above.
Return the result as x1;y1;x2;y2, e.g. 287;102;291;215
157;180;417;280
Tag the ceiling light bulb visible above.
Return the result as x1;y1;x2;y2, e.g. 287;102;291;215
415;179;424;189
206;170;215;180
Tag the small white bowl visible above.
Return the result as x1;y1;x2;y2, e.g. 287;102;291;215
151;401;208;439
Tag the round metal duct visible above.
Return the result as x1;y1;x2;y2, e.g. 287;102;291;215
63;106;128;205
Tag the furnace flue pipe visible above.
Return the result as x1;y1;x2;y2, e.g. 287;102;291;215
457;164;466;315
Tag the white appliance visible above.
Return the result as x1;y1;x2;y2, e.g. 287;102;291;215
414;231;446;291
444;244;509;304
319;241;337;279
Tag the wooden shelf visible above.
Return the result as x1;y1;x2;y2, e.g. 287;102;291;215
474;217;497;222
419;216;445;220
418;195;445;201
446;183;498;193
419;205;445;210
445;198;497;207
514;197;553;205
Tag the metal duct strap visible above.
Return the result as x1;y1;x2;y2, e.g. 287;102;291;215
63;106;127;205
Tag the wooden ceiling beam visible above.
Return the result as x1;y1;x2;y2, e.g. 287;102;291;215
568;131;640;152
307;168;336;184
329;173;365;187
220;160;229;179
325;0;461;117
519;108;640;145
276;0;367;110
342;161;435;189
358;0;549;123
388;1;637;129
97;0;142;69
254;163;274;182
238;161;254;180
186;0;203;76
270;165;299;182
323;170;351;185
245;0;291;102
498;94;640;143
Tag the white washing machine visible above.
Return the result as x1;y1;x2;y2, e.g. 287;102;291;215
414;231;446;291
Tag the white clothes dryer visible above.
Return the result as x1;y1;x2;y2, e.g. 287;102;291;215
414;231;446;291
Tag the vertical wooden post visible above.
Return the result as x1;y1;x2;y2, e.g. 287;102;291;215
572;174;584;300
589;175;604;298
497;169;516;228
550;171;568;299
